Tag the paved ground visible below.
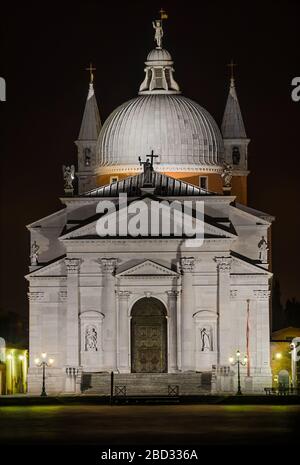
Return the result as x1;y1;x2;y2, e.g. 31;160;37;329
0;404;300;445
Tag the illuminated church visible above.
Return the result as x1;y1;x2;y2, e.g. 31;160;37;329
26;18;274;394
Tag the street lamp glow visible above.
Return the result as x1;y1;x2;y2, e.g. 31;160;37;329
6;354;13;360
35;353;54;397
229;350;247;395
275;352;282;360
19;355;25;361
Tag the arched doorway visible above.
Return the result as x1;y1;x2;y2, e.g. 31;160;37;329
131;297;167;373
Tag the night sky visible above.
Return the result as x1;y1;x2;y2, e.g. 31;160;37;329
1;0;300;321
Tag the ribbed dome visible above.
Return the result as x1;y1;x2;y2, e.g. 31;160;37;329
96;94;224;170
147;48;172;62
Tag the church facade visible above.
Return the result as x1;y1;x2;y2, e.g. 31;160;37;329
26;19;274;395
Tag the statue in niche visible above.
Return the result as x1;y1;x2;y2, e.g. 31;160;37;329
200;327;211;352
85;326;98;352
258;236;268;263
30;241;40;265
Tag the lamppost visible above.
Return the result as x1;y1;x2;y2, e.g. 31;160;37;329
229;350;248;395
35;353;54;397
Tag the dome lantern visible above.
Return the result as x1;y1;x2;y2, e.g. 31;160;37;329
139;18;180;95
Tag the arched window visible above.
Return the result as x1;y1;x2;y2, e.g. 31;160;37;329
232;146;240;165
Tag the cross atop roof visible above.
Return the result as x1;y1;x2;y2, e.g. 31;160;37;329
85;62;96;84
227;59;237;81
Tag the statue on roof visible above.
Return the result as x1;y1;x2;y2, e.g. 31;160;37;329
153;19;163;48
221;162;233;188
258;236;268;263
62;165;75;190
30;241;40;266
139;151;159;185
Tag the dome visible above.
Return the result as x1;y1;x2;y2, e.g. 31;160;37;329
146;48;172;62
96;94;224;171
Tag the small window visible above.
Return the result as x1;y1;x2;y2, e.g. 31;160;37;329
232;146;241;165
84;147;91;167
199;176;208;190
110;176;118;184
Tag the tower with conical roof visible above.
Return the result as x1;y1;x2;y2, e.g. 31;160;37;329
75;64;101;194
221;71;250;204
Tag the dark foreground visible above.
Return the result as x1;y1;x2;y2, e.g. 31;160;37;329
1;404;300;446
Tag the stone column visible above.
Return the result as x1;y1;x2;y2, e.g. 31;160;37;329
180;257;195;371
117;291;131;373
215;257;232;366
176;290;182;371
65;258;81;393
166;291;179;372
254;290;272;372
101;258;117;371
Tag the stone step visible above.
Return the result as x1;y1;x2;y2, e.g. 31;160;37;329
81;372;212;395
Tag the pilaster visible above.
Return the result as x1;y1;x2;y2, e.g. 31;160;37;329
215;256;232;366
100;258;117;371
116;291;131;373
65;258;81;367
180;257;195;371
166;290;179;372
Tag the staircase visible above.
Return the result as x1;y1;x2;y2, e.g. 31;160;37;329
81;372;212;396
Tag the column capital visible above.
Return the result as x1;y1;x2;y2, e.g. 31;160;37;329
27;291;45;302
214;256;232;272
180;257;195;272
166;290;180;298
65;258;82;274
116;290;131;299
253;289;271;300
99;258;117;274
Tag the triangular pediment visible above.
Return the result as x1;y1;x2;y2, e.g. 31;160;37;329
231;253;272;276
231;204;274;225
117;260;178;277
25;257;66;280
60;196;236;241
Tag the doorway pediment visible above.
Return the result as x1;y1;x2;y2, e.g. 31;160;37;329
116;259;179;277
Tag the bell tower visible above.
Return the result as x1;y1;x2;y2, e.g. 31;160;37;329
75;64;101;194
221;64;250;204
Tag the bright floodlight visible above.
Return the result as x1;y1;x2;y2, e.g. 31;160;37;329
6;354;13;360
275;352;282;360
